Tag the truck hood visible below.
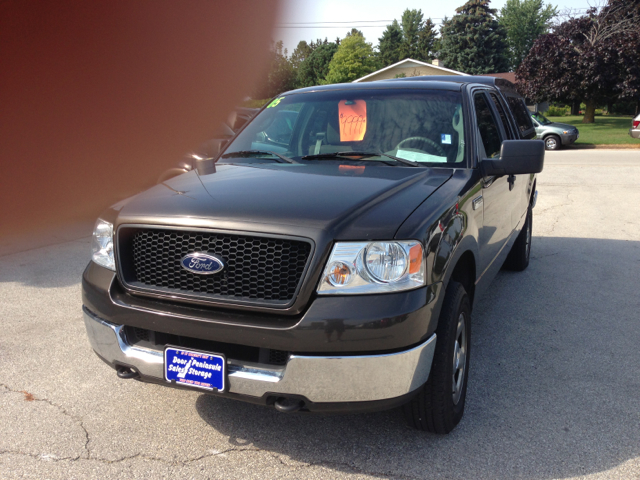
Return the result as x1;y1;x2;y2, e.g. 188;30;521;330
116;163;452;240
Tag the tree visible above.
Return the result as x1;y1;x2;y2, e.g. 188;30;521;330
439;0;509;74
416;18;438;63
253;41;296;99
378;10;438;67
499;0;557;70
323;34;377;84
517;0;640;123
290;40;314;70
378;20;403;66
296;41;339;88
399;9;423;59
346;28;364;38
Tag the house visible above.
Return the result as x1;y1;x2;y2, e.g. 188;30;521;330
353;58;467;83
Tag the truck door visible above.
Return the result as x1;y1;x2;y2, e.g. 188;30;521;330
486;91;531;232
473;91;512;275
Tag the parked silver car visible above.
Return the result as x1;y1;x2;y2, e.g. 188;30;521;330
531;112;579;150
630;113;640;139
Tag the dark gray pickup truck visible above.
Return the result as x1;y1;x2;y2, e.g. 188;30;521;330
83;76;543;434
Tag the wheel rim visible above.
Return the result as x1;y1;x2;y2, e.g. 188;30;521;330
452;312;467;405
546;137;557;149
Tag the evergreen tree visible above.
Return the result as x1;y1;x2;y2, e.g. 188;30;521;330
323;34;377;84
416;18;437;63
296;41;339;88
439;0;509;74
499;0;557;70
290;40;314;70
399;9;423;59
378;20;403;66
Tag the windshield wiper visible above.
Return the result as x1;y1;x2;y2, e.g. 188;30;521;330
220;150;299;164
301;151;420;167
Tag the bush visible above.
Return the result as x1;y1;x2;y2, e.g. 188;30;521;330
546;105;569;116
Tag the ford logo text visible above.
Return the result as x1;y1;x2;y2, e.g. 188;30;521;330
180;253;225;275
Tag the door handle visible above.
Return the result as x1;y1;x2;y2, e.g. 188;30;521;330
508;174;516;191
472;195;483;210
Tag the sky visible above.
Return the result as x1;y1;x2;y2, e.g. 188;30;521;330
275;0;596;54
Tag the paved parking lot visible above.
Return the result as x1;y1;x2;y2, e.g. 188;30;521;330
1;149;639;479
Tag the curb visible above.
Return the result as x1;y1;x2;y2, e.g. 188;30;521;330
570;144;640;150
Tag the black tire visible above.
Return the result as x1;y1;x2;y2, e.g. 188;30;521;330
504;206;532;271
544;134;561;150
403;281;471;434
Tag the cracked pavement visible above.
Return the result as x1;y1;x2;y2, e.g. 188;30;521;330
1;149;639;479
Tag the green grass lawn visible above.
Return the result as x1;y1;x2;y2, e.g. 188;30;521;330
546;115;638;145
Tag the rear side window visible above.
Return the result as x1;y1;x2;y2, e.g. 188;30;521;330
474;93;502;159
506;96;536;139
489;93;514;139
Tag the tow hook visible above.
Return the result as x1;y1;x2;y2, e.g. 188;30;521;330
116;366;139;379
274;397;304;413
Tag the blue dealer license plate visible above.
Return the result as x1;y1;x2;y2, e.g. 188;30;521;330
164;347;225;392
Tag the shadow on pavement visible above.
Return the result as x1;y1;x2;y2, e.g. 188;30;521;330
195;235;640;479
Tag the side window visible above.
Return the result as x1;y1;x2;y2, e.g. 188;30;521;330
489;93;513;139
474;93;503;159
506;96;536;139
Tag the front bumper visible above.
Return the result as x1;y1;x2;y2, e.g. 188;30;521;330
83;307;437;405
560;132;579;145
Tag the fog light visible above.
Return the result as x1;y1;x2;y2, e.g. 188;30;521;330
326;261;353;286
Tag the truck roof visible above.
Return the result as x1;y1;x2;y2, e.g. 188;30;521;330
284;75;521;97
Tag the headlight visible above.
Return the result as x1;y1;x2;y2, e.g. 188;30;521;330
317;241;425;295
91;219;115;271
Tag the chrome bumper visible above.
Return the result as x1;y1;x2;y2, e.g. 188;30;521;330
83;308;436;403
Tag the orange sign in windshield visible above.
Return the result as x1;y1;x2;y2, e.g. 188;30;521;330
338;100;366;142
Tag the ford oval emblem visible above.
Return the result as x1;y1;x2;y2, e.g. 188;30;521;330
180;253;225;275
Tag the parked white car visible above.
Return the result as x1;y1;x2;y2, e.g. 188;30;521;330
630;113;640;139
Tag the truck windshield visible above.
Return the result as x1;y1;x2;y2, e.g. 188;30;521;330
220;89;465;167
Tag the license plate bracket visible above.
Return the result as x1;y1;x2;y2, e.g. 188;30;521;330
164;346;226;392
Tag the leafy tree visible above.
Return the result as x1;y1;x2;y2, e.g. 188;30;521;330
439;0;509;74
253;41;296;99
499;0;557;70
517;0;640;123
296;41;339;88
323;34;377;84
378;20;404;66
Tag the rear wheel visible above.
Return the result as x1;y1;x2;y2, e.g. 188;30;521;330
403;281;471;434
544;135;561;150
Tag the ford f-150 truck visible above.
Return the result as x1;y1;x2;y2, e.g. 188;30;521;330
82;76;543;433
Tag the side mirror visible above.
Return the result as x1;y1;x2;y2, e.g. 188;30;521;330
481;140;544;177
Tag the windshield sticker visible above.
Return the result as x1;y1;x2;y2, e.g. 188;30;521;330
396;149;448;163
338;99;366;142
441;134;452;144
266;97;284;108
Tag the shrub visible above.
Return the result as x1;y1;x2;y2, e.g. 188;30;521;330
546;105;569;116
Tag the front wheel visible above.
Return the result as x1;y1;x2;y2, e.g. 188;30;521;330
403;281;471;433
544;135;561;150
